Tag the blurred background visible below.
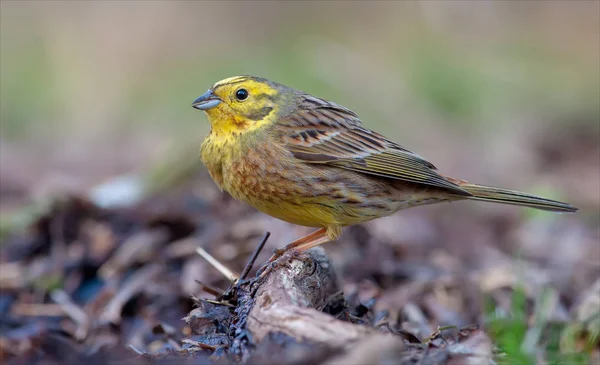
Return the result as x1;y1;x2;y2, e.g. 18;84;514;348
0;1;599;363
1;1;598;209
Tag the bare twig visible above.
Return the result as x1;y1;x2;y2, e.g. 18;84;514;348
196;247;238;283
50;289;90;341
239;232;270;281
164;237;202;259
202;299;236;308
194;280;222;297
128;344;145;355
99;264;162;324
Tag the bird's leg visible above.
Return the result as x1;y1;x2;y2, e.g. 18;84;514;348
257;226;340;278
268;227;328;263
287;231;334;253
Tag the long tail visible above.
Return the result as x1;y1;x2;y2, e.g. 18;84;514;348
458;183;578;213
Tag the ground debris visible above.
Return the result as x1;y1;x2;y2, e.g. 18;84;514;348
1;174;597;364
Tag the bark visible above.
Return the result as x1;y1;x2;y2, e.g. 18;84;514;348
243;248;400;350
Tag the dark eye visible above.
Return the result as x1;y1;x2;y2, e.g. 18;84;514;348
235;88;248;101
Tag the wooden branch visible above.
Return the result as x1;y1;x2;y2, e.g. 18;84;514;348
244;247;398;350
185;246;408;362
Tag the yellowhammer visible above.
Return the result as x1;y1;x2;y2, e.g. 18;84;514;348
192;76;577;260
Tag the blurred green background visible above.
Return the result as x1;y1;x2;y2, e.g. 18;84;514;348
1;1;598;214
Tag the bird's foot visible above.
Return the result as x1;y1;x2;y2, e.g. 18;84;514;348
255;247;310;279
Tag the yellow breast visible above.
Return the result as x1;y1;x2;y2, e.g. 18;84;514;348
201;133;339;227
201;131;403;229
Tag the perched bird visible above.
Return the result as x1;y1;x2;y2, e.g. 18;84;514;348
192;76;577;259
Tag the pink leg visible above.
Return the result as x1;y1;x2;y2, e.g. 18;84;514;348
267;227;328;263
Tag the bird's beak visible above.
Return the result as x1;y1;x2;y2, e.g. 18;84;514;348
192;89;221;110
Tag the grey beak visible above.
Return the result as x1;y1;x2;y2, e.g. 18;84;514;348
192;89;221;110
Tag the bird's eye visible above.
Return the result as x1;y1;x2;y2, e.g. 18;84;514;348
235;88;249;101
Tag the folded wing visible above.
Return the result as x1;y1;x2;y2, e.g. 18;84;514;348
277;94;472;197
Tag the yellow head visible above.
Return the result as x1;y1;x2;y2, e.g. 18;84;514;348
192;76;291;135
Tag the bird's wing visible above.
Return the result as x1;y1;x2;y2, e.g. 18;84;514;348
277;94;471;196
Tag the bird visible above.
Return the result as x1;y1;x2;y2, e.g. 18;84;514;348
192;75;578;261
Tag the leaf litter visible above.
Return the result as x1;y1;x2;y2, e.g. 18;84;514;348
0;126;598;364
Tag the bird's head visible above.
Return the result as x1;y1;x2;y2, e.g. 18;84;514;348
192;76;290;135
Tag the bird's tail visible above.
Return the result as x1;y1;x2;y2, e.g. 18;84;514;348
458;183;578;213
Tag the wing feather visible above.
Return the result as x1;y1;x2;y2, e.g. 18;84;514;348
278;94;471;196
